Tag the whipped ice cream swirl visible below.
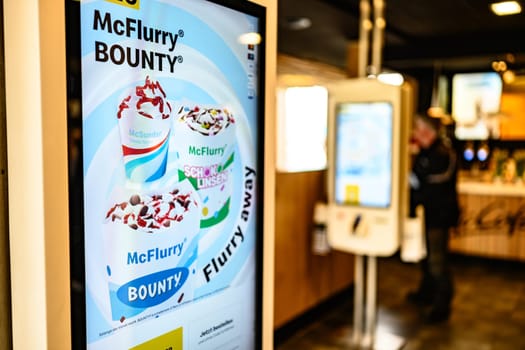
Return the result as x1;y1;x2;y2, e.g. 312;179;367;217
177;106;235;136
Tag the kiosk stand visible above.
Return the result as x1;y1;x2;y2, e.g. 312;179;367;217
315;77;413;349
313;2;414;347
352;253;377;347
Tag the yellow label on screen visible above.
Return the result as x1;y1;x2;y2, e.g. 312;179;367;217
345;185;360;204
105;0;140;10
130;327;183;350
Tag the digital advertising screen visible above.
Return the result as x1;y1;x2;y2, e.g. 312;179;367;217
334;102;393;208
452;72;503;140
66;0;265;349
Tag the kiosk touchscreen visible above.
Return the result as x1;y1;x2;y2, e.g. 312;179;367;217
334;101;393;208
66;0;273;349
326;79;412;256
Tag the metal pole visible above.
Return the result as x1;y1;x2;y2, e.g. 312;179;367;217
371;0;385;76
358;0;371;78
365;1;384;345
353;254;364;345
364;255;377;347
354;1;371;345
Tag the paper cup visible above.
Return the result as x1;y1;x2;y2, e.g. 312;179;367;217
103;180;201;321
118;112;172;183
117;77;173;183
174;106;236;228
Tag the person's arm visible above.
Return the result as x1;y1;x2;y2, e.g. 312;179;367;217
426;146;456;184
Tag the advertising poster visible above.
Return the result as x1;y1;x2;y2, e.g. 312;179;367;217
334;102;393;208
78;0;263;348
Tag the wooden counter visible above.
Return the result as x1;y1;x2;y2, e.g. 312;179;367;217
450;180;525;261
458;180;525;197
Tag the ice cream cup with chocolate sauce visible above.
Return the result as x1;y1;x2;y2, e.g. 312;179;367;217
117;76;173;183
174;105;236;228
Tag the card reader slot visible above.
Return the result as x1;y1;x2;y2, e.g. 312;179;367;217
351;214;362;235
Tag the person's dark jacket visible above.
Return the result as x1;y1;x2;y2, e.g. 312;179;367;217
410;137;460;229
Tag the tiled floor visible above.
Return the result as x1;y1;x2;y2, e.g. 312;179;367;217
276;255;525;350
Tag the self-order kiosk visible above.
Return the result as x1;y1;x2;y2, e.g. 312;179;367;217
325;78;413;256
315;78;414;348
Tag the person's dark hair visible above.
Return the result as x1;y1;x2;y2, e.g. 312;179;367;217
415;113;441;132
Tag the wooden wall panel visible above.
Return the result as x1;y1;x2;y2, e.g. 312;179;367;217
277;53;347;86
273;171;355;328
274;54;354;329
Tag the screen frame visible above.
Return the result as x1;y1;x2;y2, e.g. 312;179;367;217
65;0;267;348
333;100;394;209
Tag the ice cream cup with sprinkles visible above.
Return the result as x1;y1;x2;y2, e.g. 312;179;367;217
102;179;201;322
174;105;236;228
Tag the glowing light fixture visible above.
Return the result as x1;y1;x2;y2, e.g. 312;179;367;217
503;69;516;84
285;17;312;30
276;86;328;172
238;32;262;45
490;1;522;16
377;72;404;86
477;143;490;162
463;142;475;162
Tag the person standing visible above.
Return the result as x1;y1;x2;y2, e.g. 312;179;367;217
407;113;460;323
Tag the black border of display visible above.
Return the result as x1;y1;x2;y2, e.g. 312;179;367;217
65;1;266;349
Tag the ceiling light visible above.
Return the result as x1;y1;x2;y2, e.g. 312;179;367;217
285;17;312;30
427;106;444;118
490;1;522;16
492;60;507;72
503;70;516;84
506;53;516;63
377;72;404;86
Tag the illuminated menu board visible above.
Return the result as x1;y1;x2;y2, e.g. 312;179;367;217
452;72;502;140
67;0;265;348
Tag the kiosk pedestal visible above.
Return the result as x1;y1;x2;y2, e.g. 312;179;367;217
352;254;405;350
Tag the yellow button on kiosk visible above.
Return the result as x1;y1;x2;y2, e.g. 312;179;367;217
130;328;182;350
345;184;360;205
